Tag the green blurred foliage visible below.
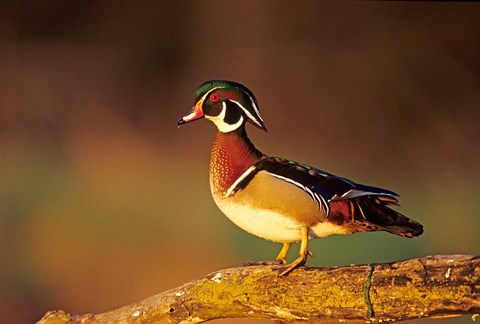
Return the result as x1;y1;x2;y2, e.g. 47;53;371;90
1;1;479;323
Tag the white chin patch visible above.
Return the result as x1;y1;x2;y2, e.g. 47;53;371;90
206;102;244;133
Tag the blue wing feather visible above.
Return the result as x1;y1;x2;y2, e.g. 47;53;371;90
290;162;399;202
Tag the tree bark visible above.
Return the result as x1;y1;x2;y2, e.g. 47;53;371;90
38;255;479;323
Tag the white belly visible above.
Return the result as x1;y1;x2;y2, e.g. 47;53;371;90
214;197;349;243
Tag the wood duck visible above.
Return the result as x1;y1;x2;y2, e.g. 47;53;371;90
178;80;423;275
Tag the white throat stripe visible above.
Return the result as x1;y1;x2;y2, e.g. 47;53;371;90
206;102;244;133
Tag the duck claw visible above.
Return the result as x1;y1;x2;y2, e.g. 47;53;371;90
244;259;284;266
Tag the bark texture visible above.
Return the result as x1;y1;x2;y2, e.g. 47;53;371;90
37;255;479;323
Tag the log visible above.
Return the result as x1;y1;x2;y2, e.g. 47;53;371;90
37;255;480;323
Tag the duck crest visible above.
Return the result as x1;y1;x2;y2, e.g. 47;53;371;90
210;129;262;196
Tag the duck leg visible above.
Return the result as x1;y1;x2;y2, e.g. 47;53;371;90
278;227;309;276
274;242;291;264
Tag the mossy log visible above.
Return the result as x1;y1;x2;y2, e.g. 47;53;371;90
38;255;479;323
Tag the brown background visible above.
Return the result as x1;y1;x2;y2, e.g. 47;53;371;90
1;1;479;323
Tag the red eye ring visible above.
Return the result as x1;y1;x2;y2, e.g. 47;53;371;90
209;93;220;102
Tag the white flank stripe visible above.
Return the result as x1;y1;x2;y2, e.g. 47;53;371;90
225;165;257;197
314;192;330;216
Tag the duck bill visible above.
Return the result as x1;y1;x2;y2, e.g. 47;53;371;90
177;102;204;126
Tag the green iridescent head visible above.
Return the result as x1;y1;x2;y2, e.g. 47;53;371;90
178;80;267;133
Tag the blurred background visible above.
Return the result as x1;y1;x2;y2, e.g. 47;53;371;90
1;1;479;323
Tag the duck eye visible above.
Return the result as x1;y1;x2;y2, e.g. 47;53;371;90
209;93;220;102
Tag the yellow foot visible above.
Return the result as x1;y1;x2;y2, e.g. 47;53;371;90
276;256;307;276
